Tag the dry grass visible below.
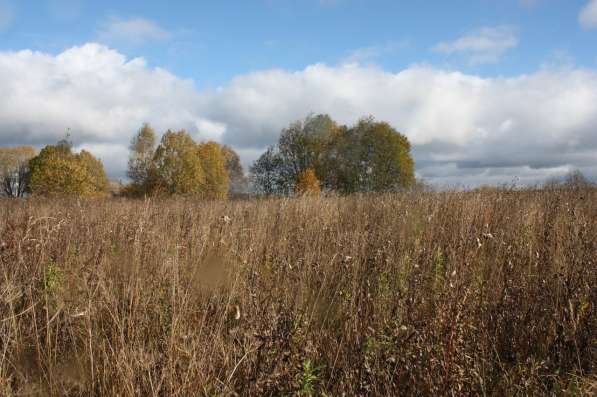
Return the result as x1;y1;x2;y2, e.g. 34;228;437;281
0;188;595;396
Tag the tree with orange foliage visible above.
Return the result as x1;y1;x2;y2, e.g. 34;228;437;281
295;168;321;196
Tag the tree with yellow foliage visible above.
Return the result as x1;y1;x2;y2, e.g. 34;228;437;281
198;142;229;199
0;146;36;197
28;142;108;197
295;168;321;197
79;150;109;193
126;124;237;198
149;130;205;195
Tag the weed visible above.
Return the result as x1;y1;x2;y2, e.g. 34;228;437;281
299;359;321;396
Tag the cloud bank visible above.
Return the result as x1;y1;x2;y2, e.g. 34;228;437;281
0;43;596;186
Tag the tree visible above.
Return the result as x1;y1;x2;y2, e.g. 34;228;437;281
197;142;229;199
29;143;108;197
149;130;205;195
126;126;239;198
250;115;415;195
277;114;338;190
0;146;36;197
79;150;109;193
250;114;338;195
127;123;157;193
562;170;593;189
544;169;594;190
295;169;321;196
250;146;287;195
221;145;248;196
338;117;415;193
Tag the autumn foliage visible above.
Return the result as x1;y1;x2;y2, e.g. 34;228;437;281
251;114;415;195
28;142;108;197
295;168;321;196
127;126;232;198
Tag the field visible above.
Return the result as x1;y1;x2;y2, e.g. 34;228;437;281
0;189;595;396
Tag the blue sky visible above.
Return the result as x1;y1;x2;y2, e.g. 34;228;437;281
1;0;597;186
3;0;596;84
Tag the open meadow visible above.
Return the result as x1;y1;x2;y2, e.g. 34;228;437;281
0;188;595;396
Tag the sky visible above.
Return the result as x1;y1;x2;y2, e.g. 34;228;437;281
1;0;597;187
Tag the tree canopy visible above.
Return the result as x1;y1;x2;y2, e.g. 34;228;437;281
29;142;108;197
250;115;415;195
197;142;229;199
127;123;157;192
126;125;237;198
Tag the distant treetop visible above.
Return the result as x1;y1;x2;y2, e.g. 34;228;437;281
250;114;416;195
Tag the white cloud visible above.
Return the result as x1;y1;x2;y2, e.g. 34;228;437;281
0;0;14;31
198;63;597;185
579;0;597;29
0;44;205;177
97;17;171;46
0;43;596;186
433;26;519;64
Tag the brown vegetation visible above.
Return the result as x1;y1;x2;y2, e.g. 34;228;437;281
295;169;321;197
0;188;595;396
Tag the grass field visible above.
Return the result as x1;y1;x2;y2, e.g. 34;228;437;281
0;188;595;396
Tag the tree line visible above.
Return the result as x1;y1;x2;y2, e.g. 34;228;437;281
0;126;246;198
3;114;590;198
0;114;420;198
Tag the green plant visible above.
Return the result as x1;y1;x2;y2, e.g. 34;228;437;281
299;359;321;396
44;263;63;294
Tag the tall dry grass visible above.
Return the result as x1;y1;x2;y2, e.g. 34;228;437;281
0;188;595;396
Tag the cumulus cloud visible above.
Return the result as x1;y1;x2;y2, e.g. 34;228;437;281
97;17;171;46
0;43;596;186
0;44;212;177
198;64;597;185
433;26;519;64
579;0;597;29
